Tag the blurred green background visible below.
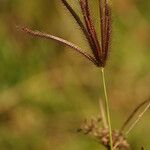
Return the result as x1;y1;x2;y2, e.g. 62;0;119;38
0;0;150;149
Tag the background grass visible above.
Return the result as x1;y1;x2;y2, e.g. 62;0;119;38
0;0;150;149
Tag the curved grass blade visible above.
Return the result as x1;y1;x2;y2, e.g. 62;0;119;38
120;98;150;133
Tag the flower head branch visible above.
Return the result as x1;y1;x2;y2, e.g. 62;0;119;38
99;0;112;66
18;26;98;65
79;0;102;65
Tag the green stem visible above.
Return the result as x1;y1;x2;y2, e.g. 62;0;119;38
101;68;113;150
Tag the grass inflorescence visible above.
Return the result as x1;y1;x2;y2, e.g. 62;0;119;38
18;0;150;150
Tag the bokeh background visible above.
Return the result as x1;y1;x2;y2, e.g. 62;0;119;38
0;0;150;149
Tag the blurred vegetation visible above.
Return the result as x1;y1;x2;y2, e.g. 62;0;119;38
0;0;150;149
